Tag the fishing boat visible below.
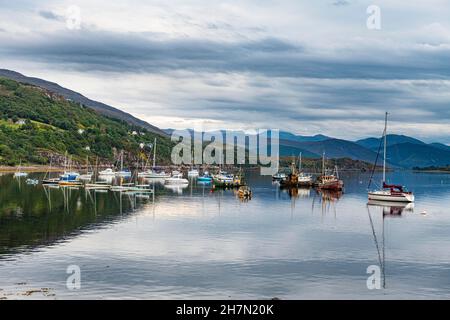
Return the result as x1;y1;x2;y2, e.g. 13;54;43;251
315;152;344;191
14;161;28;177
164;171;189;185
368;112;415;203
279;159;299;187
137;138;171;178
280;153;312;187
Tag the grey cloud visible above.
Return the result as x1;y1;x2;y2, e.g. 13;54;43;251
1;28;449;143
3;30;450;81
39;10;62;21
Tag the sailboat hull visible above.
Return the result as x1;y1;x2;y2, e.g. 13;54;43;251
368;191;414;203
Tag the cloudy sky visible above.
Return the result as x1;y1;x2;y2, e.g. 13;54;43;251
0;0;450;143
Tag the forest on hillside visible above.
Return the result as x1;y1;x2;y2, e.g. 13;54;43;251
0;77;173;166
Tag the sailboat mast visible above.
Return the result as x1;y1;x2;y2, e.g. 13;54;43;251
383;112;388;184
121;150;124;171
322;151;325;176
299;152;302;172
153;138;157;168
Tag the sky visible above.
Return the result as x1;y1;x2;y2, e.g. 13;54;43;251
0;0;449;144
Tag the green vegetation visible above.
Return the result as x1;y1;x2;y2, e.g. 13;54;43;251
413;165;450;172
279;156;381;172
0;77;173;166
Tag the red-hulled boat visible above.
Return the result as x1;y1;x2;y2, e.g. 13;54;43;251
315;152;344;191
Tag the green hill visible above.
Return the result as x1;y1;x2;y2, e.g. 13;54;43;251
0;77;172;166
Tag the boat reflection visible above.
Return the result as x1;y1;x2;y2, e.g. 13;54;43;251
143;177;166;185
164;184;189;195
367;200;414;216
317;189;343;202
366;200;411;290
281;187;311;198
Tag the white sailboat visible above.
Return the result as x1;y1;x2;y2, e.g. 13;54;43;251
187;168;199;177
79;156;93;180
99;168;116;176
297;152;312;185
138;138;170;178
116;150;131;177
368;112;415;203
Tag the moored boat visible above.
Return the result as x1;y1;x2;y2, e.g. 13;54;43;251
280;153;313;187
367;112;414;203
139;170;171;178
368;185;415;202
42;178;60;185
315;153;344;191
188;168;199;177
198;171;212;183
99;168;116;176
272;172;286;181
137;138;170;178
212;171;242;188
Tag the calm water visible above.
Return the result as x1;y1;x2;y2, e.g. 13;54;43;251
0;170;450;299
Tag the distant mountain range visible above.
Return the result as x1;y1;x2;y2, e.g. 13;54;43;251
280;132;450;168
165;129;450;169
0;69;168;137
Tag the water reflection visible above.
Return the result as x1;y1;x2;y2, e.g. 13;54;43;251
1;170;450;299
366;201;415;289
0;173;154;256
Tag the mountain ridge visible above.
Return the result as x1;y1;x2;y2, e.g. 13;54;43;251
0;69;168;137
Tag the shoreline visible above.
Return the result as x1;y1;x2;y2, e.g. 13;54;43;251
413;169;450;174
0;165;65;173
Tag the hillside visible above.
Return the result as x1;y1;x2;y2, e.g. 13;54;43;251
356;134;425;150
429;143;450;152
0;77;173;166
386;143;450;168
279;131;330;143
279;138;379;162
0;69;168;137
